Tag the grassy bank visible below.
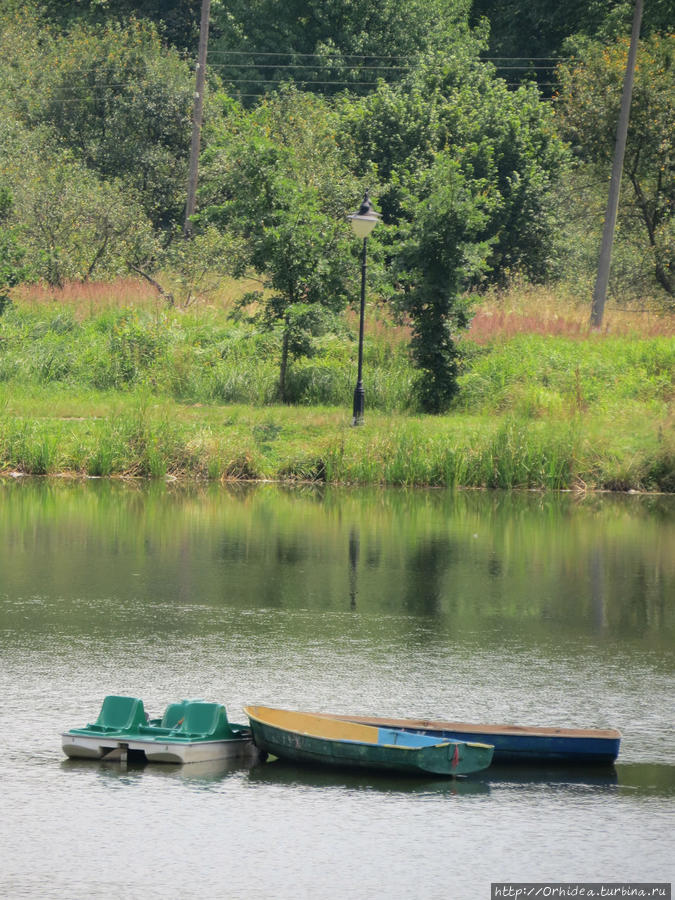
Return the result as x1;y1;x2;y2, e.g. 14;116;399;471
1;284;673;490
1;390;673;490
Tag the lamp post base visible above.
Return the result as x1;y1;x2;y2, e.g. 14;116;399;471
352;382;365;426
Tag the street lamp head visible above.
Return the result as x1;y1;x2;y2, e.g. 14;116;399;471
348;191;380;239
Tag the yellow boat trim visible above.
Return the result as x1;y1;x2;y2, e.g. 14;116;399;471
245;706;383;744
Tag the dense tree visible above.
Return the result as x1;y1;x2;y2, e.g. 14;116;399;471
209;0;476;101
8;157;155;288
396;156;495;412
200;89;363;400
0;109;156;287
339;51;569;282
335;50;569;404
1;0;670;418
5;17;194;229
556;33;675;296
0;187;28;311
19;0;211;51
470;0;674;70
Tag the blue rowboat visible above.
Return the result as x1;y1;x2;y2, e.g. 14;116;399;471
244;705;494;776
317;713;621;765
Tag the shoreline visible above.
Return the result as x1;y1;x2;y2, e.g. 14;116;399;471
1;403;672;492
1;468;672;495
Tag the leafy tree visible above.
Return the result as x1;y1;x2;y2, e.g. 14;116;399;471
0;187;28;312
2;133;156;287
556;33;675;296
13;18;194;229
160;225;246;308
201;89;362;400
470;0;674;70
209;0;475;100
339;52;569;282
395;156;495;412
336;50;568;406
13;0;214;52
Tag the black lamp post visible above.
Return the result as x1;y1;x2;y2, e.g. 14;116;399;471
348;191;380;426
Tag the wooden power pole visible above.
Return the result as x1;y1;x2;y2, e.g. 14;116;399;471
184;0;211;236
590;0;643;329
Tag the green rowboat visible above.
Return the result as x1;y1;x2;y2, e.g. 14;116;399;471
244;705;494;776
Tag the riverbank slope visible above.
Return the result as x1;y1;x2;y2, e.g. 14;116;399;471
2;285;673;490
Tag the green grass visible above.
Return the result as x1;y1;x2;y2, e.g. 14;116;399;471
1;389;672;490
0;300;673;490
0;304;413;410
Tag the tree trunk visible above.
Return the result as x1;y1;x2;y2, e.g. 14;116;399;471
654;261;674;296
129;263;175;307
279;324;290;403
84;235;109;282
629;175;674;296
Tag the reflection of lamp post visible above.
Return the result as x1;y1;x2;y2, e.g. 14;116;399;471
348;192;380;426
349;526;360;609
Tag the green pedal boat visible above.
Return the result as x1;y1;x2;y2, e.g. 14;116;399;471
62;695;259;765
244;705;494;776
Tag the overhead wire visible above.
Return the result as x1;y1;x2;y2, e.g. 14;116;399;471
26;53;569;106
207;49;569;60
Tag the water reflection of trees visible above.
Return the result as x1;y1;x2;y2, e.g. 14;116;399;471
404;538;453;617
0;481;672;646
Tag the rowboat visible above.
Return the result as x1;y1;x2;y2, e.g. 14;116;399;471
62;695;259;765
317;712;621;765
244;705;494;776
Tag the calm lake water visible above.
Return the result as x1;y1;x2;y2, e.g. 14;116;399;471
1;479;673;899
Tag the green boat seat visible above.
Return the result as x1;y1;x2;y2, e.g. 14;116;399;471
135;700;204;737
161;701;191;729
85;695;147;735
175;701;236;740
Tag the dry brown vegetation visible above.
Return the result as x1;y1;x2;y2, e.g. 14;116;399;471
11;275;263;319
11;277;675;341
467;285;675;342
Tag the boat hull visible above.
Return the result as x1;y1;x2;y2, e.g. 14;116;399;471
322;714;621;765
62;732;259;765
62;696;260;765
244;706;493;776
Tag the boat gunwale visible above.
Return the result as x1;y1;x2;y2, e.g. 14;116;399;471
320;713;621;741
243;706;491;753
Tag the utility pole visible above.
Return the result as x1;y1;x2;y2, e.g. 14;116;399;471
590;0;643;329
184;0;211;236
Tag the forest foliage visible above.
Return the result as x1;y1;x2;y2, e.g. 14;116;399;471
0;0;673;412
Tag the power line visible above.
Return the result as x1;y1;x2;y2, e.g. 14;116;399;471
208;62;561;71
41;62;563;92
209;62;415;71
209;49;572;58
25;53;567;106
208;49;572;62
30;83;563;106
216;78;393;86
482;56;570;60
207;50;416;60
